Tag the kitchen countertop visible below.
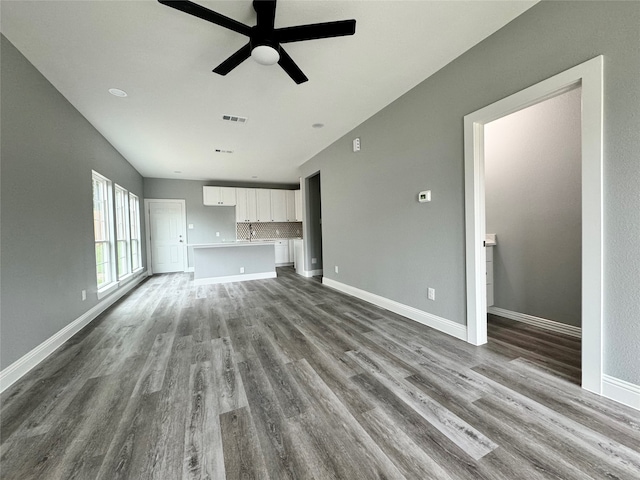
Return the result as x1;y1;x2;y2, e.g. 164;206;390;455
189;241;275;248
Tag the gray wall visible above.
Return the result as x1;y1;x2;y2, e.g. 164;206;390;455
485;88;581;327
299;2;640;384
1;35;146;369
194;244;275;279
143;178;237;268
304;173;323;271
143;178;298;268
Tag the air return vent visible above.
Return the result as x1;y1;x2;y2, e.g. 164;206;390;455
221;114;248;124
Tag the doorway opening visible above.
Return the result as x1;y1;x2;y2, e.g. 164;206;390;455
303;172;323;278
484;87;582;384
464;56;603;394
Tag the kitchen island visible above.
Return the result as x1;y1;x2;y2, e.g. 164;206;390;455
191;242;276;286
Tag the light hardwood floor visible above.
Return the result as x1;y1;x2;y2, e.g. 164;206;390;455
1;268;639;479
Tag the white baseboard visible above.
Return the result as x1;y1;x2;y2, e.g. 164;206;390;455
193;271;277;286
322;278;467;341
488;306;581;338
185;267;195;273
602;375;640;410
298;268;323;278
0;273;147;393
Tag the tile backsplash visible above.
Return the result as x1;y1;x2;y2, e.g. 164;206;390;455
237;222;302;240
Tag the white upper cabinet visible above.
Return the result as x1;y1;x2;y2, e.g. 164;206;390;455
246;189;257;222
203;186;236;206
285;190;296;222
236;188;258;222
208;185;301;222
271;190;287;222
294;190;302;221
256;189;272;222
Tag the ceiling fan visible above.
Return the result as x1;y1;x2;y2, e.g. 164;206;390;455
158;0;356;84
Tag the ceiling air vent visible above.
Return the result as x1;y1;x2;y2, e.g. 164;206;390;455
221;114;248;124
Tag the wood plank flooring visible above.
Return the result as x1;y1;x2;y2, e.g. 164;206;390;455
1;268;639;479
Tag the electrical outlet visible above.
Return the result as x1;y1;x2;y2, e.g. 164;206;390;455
240;267;245;273
335;265;339;274
188;223;194;229
312;258;317;264
428;288;435;301
81;290;87;301
216;232;220;237
276;229;279;235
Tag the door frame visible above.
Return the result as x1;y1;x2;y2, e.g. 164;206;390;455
144;198;187;276
463;56;604;394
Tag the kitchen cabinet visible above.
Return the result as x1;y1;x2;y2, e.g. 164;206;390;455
236;188;257;222
285;191;296;222
233;187;302;223
274;240;290;265
294;190;302;221
486;244;494;306
271;190;287;222
289;239;296;267
256;189;272;222
203;186;236;206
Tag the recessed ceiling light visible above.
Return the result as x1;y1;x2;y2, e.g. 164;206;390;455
312;123;324;129
108;88;128;97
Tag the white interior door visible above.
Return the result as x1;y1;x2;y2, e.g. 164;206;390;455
147;199;186;274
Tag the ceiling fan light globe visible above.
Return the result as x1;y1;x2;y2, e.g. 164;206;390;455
251;45;280;65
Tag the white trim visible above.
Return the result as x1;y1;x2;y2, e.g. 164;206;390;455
97;281;119;300
0;273;147;393
299;268;323;278
602;375;640;411
488;307;581;338
193;271;277;286
322;278;467;341
464;56;604;394
185;267;195;273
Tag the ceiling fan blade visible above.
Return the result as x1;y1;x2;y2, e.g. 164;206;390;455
276;19;356;43
159;0;251;36
253;0;276;30
213;43;252;75
278;48;308;84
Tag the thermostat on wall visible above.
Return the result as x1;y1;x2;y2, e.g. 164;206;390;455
418;190;431;203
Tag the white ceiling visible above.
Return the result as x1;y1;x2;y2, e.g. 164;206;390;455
2;0;537;184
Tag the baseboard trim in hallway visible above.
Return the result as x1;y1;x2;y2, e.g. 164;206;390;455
0;272;148;393
488;306;582;338
322;277;467;341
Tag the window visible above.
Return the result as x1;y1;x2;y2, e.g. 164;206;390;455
129;193;142;271
92;172;115;289
93;173;142;293
115;185;130;279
